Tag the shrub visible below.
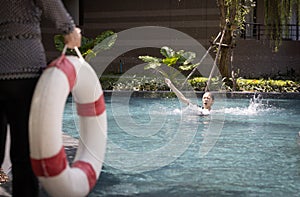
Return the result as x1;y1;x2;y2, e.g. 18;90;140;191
236;78;300;92
100;76;300;93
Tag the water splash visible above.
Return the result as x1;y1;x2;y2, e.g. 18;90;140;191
248;93;265;110
224;94;274;116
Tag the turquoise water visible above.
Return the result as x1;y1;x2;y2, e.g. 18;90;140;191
63;95;300;196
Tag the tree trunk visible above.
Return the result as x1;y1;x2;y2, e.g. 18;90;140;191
218;27;232;78
216;0;235;78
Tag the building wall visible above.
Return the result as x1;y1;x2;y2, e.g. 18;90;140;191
42;0;220;61
41;0;300;78
82;0;219;46
234;39;300;78
235;0;300;78
81;0;221;75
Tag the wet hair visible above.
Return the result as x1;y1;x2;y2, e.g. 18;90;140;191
204;92;214;101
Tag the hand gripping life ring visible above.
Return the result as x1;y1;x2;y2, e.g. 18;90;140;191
29;47;107;197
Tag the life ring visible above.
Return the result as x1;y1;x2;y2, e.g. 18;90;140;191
29;48;107;197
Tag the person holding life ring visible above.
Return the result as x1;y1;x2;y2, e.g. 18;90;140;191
0;0;81;196
29;47;107;197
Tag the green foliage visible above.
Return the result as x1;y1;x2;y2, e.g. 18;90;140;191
218;0;256;30
190;77;300;92
139;56;162;70
100;75;299;92
139;46;199;75
189;77;224;91
264;0;300;51
54;30;117;60
99;76;120;90
224;0;256;30
236;78;300;92
160;46;175;58
188;77;208;91
100;76;169;91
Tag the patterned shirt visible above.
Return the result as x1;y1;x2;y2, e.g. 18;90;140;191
0;0;75;79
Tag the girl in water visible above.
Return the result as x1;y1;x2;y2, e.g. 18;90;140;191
165;78;214;115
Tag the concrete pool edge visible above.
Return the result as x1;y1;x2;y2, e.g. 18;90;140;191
0;134;78;197
103;90;300;99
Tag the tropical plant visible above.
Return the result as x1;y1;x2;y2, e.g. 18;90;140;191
54;30;117;61
139;46;199;79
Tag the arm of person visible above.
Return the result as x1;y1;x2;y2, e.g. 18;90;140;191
165;78;190;105
36;0;81;48
64;27;81;49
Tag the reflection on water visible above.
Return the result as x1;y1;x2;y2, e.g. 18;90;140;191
63;96;300;196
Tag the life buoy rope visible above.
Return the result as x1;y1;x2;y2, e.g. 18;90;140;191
29;47;107;197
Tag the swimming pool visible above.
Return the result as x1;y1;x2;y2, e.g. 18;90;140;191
63;94;300;196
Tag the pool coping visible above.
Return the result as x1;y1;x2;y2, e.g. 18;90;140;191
0;134;78;196
104;90;300;99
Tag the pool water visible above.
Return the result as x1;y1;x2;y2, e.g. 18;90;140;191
63;95;300;196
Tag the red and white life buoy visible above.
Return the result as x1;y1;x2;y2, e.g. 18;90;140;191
29;48;107;197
